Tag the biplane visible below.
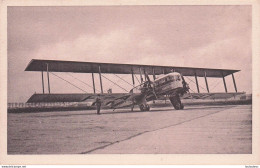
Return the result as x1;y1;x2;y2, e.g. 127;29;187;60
25;59;244;111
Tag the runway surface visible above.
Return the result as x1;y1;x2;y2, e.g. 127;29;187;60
7;104;252;154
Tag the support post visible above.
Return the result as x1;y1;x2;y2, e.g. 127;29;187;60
46;63;50;94
92;73;96;94
194;72;200;93
144;69;147;81
222;72;227;93
131;69;135;86
98;66;103;93
41;71;45;94
152;68;156;80
139;68;143;83
204;71;209;93
232;73;237;92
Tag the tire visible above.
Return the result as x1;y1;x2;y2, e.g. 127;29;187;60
180;104;184;109
173;101;181;110
139;104;145;111
139;104;150;111
145;104;150;111
170;96;182;110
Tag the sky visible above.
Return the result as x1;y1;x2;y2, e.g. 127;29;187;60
7;6;252;102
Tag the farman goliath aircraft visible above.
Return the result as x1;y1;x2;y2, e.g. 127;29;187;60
25;59;243;111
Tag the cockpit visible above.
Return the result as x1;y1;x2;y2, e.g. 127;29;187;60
154;72;182;86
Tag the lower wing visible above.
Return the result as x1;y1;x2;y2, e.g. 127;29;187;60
181;92;245;100
27;93;127;103
26;93;140;109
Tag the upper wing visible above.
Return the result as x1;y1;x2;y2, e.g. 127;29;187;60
25;59;239;77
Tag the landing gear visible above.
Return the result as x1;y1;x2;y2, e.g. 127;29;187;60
169;95;184;110
139;104;150;111
131;105;134;112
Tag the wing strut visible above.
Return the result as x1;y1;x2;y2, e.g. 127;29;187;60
98;66;103;93
41;71;45;94
152;68;156;80
204;71;210;93
232;73;238;92
222;72;228;93
144;69;147;81
47;63;51;94
131;69;135;86
92;73;96;93
139;68;143;83
194;72;200;93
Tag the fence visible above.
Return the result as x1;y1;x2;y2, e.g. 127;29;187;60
7;102;90;109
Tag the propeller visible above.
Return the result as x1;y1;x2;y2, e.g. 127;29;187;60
145;73;158;99
180;74;190;93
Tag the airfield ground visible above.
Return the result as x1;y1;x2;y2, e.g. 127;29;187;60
8;104;252;154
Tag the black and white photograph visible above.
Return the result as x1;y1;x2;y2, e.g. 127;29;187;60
1;0;260;165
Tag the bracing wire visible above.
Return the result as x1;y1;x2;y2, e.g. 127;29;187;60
114;74;133;87
184;77;192;85
210;79;223;91
101;74;129;92
184;78;195;93
50;72;87;93
188;87;196;93
66;73;100;92
134;74;141;84
185;76;207;92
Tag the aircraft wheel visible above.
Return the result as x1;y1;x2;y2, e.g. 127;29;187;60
145;104;150;111
170;96;182;110
180;104;184;109
173;101;181;110
139;104;150;111
139;104;145;111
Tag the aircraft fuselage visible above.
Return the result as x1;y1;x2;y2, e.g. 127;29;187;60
131;72;186;97
129;72;188;110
